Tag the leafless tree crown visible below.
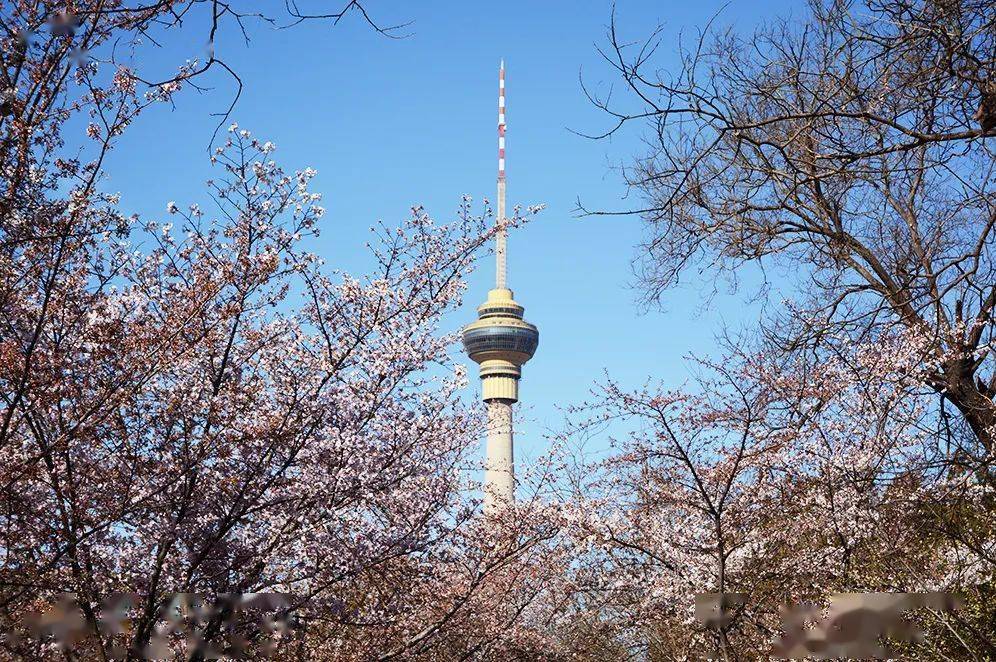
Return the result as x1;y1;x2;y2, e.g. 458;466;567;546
586;0;996;450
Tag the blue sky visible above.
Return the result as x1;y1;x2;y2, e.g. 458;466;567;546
103;0;798;466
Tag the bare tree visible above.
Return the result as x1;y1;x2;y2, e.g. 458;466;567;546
582;0;996;456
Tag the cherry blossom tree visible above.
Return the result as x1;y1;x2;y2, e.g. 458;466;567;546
0;3;576;659
561;362;791;658
3;121;474;655
561;327;996;659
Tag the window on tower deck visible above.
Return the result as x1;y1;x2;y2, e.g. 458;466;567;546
479;306;523;319
462;326;539;357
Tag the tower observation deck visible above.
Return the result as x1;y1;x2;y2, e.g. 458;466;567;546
462;61;539;512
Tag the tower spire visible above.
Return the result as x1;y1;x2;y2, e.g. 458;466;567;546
496;59;507;290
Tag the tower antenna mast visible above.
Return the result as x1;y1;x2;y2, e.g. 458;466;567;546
496;59;507;289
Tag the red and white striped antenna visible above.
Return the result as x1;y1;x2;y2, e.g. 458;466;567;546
498;59;506;181
496;59;508;290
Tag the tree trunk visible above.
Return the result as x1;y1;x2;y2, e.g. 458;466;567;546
944;373;996;453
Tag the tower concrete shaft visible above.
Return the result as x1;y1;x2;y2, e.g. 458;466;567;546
461;60;539;513
485;400;514;507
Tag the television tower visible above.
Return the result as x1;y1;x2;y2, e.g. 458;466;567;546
462;60;539;512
